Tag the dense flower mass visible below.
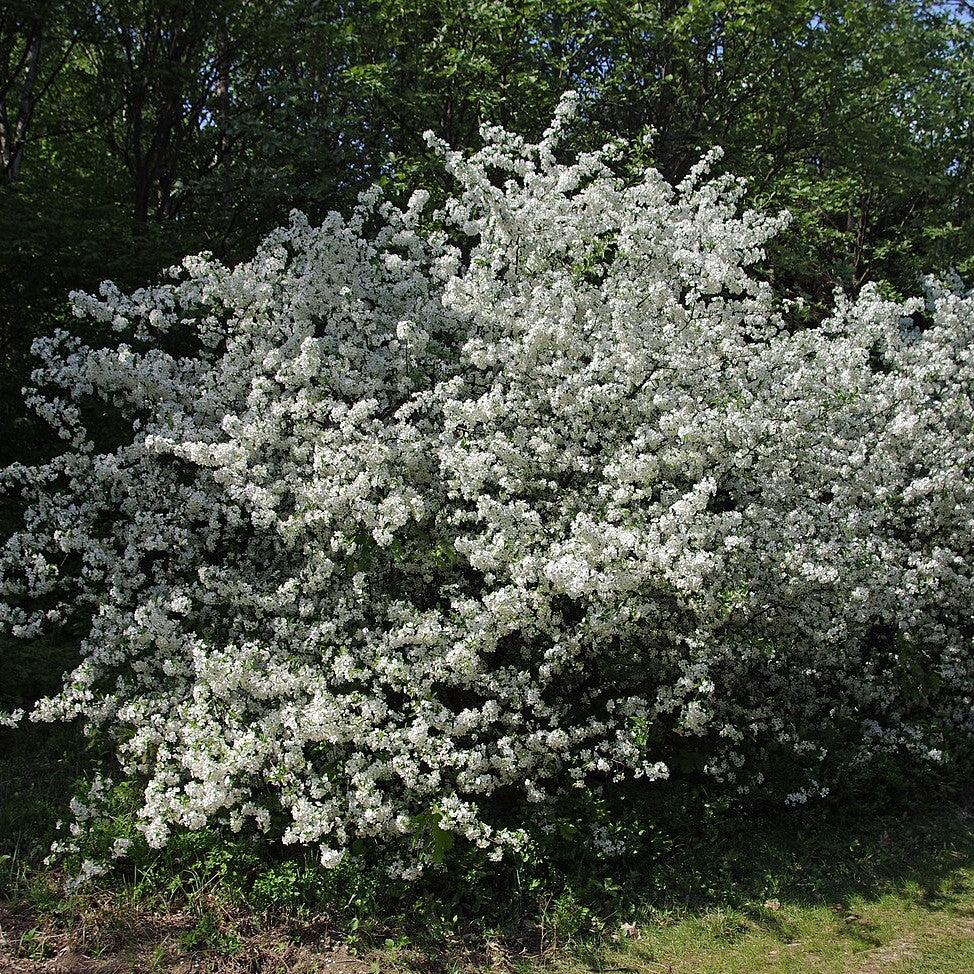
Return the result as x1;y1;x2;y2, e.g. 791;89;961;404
2;98;973;871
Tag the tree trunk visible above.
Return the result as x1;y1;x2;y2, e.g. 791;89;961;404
2;21;43;183
134;167;151;225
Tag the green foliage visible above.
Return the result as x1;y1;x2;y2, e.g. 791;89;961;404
2;3;972;449
178;911;242;955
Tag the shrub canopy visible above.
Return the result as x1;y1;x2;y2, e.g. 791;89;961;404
2;102;973;873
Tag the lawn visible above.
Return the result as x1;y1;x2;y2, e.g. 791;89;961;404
574;846;974;974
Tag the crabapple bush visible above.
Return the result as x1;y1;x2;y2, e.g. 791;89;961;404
2;97;973;874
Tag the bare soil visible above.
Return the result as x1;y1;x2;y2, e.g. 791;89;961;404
0;900;373;974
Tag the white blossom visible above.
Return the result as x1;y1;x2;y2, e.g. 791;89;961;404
2;96;973;870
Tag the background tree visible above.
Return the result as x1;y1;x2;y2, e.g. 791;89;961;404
1;0;972;461
0;0;97;183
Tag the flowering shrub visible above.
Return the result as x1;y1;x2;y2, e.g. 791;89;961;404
2;98;973;873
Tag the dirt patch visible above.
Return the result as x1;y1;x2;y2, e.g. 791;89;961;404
0;900;374;974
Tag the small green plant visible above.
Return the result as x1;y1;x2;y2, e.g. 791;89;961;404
17;927;54;961
179;911;242;956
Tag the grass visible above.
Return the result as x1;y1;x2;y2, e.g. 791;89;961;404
2;632;974;971
571;845;974;974
532;792;974;974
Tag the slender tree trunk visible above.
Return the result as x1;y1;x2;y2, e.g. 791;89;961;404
2;22;43;182
134;167;151;224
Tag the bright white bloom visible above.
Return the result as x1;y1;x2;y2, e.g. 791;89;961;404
2;96;973;869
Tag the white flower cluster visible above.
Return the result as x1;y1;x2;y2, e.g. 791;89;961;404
2;98;973;871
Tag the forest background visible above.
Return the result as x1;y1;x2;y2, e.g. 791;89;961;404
3;0;974;463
